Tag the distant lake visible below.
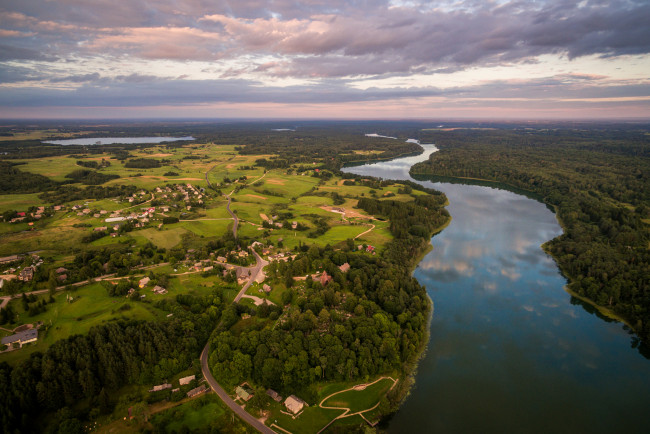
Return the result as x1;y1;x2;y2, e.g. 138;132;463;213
43;136;195;145
343;143;650;434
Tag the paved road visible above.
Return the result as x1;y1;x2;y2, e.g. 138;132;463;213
200;343;275;434
201;246;273;433
233;249;268;303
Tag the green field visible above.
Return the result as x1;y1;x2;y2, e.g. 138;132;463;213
0;193;49;212
320;377;394;414
0;283;162;365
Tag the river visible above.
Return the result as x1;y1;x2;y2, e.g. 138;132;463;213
342;143;650;433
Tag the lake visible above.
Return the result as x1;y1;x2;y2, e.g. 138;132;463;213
343;143;650;433
43;136;195;145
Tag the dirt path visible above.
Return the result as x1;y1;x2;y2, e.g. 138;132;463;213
354;224;375;240
116;193;155;213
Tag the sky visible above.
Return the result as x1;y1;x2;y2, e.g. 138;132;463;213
1;0;649;119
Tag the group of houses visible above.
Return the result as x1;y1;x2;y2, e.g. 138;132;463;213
149;374;205;398
235;384;307;415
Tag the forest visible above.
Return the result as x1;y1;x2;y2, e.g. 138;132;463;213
208;185;450;409
410;127;650;343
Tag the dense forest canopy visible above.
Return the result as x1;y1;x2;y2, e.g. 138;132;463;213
411;127;650;343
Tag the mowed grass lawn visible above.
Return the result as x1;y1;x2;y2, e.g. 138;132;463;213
271;405;342;434
131;227;189;249
320;377;395;414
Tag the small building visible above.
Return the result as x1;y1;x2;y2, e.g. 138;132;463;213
152;285;167;294
94;226;108;232
179;375;195;386
284;395;306;414
266;389;282;402
139;277;150;288
149;383;172;393
55;267;67;274
320;271;332;287
339;262;350;273
57;274;67;282
263;284;272;293
187;385;207;398
19;266;34;282
216;256;227;263
1;329;38;348
235;385;253;401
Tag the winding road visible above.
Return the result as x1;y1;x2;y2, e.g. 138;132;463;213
200;342;275;434
200;246;273;433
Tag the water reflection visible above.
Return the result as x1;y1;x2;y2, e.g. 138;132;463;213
343;145;650;433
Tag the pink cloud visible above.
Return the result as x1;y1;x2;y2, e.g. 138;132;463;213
88;26;225;60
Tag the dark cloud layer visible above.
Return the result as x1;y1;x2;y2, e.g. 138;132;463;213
2;0;649;75
1;0;649;116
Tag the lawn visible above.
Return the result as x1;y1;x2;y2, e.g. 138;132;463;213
0;193;49;212
133;227;188;249
177;219;232;237
271;405;342;434
320;377;395;414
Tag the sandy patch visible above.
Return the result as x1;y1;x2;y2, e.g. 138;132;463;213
149;153;173;157
260;213;269;221
226;163;237;168
246;194;267;200
321;205;374;220
266;179;285;185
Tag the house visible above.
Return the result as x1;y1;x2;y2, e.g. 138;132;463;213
320;271;332;287
291;221;298;229
57;274;67;282
238;251;249;258
266;389;282;402
236;268;250;284
149;383;172;393
187;385;207;398
216;256;227;263
235;385;253;401
179;375;195;386
1;329;38;348
284;395;306;414
16;212;25;217
139;277;150;288
152;285;167;294
194;262;203;271
19;266;35;282
263;284;272;293
339;262;350;273
94;226;107;231
55;267;67;274
203;266;213;272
